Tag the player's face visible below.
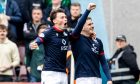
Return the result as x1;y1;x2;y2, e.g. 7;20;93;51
70;6;81;18
116;40;127;49
32;9;43;22
83;19;94;35
53;12;67;29
0;28;7;39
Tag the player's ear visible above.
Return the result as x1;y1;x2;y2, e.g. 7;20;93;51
53;19;57;24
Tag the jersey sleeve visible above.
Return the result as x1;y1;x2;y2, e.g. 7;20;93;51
35;29;51;45
98;39;112;81
70;9;91;38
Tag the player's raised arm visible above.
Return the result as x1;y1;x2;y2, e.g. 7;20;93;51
71;3;96;37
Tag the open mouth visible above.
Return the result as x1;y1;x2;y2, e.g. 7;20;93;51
64;23;67;26
64;22;68;28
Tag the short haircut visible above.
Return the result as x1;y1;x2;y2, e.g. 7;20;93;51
71;2;81;7
37;23;48;33
86;17;94;29
0;24;8;30
31;7;43;13
87;17;92;20
50;8;65;25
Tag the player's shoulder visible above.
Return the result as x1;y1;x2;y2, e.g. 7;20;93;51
96;38;101;41
43;27;53;34
38;27;53;38
95;38;103;44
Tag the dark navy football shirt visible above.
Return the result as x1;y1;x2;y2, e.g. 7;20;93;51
71;35;112;80
34;9;91;72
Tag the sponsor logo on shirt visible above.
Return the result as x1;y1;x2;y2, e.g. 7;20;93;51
61;39;68;50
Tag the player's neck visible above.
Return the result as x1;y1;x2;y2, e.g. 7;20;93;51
55;24;65;29
53;25;64;32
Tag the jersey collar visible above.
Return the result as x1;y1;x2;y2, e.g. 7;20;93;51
53;26;64;32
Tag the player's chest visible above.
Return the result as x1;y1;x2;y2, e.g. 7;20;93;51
49;32;69;49
82;38;100;54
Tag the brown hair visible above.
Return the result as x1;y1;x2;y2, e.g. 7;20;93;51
50;8;65;25
37;23;48;33
87;17;92;20
31;7;43;13
71;2;81;7
0;24;8;31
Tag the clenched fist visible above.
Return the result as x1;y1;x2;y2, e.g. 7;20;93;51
87;3;96;10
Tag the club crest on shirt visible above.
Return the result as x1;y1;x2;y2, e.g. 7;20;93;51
39;33;45;38
63;32;68;36
91;44;99;54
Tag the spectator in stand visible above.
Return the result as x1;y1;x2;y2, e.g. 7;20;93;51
0;24;20;82
109;35;140;84
68;2;81;28
45;0;71;9
23;0;46;23
28;23;48;82
0;0;22;43
45;0;70;25
23;7;44;82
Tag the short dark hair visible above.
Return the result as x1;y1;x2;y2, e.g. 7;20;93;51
50;8;65;25
31;7;43;15
0;24;8;30
87;17;92;20
31;7;43;21
71;2;81;7
37;23;48;33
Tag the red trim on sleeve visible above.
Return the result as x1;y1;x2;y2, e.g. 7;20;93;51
53;26;64;32
39;37;44;43
99;51;104;56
